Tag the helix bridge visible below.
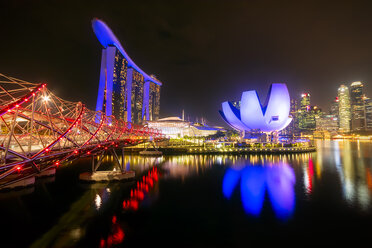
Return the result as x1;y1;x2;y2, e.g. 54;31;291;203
0;73;164;189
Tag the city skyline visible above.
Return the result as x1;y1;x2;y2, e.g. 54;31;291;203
1;2;372;247
3;1;372;127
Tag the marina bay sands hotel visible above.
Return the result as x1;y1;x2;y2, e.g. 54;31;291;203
92;18;161;124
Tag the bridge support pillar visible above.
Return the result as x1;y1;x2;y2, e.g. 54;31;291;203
111;148;123;173
79;148;134;183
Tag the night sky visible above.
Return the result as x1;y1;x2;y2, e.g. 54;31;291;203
2;0;372;126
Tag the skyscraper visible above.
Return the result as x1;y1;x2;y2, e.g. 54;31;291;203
330;97;339;117
330;96;339;129
298;93;316;132
338;85;351;133
300;93;310;112
364;96;372;131
350;81;365;131
282;98;298;137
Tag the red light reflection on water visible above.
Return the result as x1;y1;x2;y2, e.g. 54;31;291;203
122;167;159;211
99;215;125;248
305;158;314;194
366;168;372;192
99;167;159;247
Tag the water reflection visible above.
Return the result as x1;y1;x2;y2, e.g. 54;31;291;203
95;194;102;210
331;140;372;210
3;141;372;247
122;167;159;211
99;215;125;248
223;162;296;220
303;158;314;195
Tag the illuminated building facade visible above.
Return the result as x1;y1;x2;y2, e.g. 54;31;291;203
300;93;310;112
146;117;223;138
282;99;299;136
232;101;241;109
338;84;351;133
219;83;292;133
330;96;339;123
316;114;339;133
298;93;316;132
350;81;365;131
364;96;372;130
92;18;161;124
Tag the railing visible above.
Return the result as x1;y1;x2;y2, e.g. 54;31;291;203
0;73;164;187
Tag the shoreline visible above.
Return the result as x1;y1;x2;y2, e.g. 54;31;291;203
123;146;316;155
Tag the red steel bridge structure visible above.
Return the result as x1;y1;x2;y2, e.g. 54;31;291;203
0;74;164;189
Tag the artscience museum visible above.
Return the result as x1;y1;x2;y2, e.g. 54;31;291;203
219;83;292;133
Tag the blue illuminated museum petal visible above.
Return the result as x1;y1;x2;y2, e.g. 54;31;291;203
221;101;250;131
263;84;292;131
219;111;237;131
266;164;296;220
222;168;241;199
240;90;266;130
240;166;266;216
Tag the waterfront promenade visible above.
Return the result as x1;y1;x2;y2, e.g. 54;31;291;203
125;143;316;155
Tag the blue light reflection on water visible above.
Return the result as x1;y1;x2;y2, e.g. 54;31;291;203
241;166;266;216
3;140;372;247
222;168;241;199
223;162;296;220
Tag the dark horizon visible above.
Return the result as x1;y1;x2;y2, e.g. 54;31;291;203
2;0;372;127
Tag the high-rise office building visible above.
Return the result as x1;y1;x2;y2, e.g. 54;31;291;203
350;81;365;131
330;97;339;116
289;99;299;135
316;114;339;133
364;96;372;131
282;99;298;136
338;85;351;133
92;18;162;124
298;93;316;132
330;96;339;129
148;79;161;122
300;93;310;112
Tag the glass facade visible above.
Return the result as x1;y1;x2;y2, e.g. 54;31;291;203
131;70;144;124
150;82;161;121
300;93;310;112
364;97;372;130
95;46;162;124
338;85;351;133
316;114;339;132
298;93;316;132
112;48;129;121
350;82;365;131
283;99;298;136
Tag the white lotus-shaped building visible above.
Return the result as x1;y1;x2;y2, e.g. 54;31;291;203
219;83;292;132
